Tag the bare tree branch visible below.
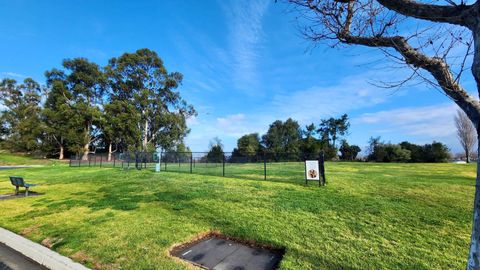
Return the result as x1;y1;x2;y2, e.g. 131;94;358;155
377;0;478;28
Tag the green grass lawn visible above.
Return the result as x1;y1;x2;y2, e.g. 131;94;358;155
0;160;475;269
0;151;64;166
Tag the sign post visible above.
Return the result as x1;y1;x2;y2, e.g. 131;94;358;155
305;160;321;186
155;147;162;172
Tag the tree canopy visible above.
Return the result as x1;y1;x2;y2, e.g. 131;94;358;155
106;48;196;152
0;78;43;153
0;48;195;159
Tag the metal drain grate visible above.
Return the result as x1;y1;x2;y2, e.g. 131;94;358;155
172;236;283;270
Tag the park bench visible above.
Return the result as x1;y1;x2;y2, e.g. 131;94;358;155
9;176;37;196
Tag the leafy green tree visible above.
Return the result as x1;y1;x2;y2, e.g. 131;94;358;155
0;78;43;153
103;100;141;160
399;141;450;163
48;58;106;160
174;142;192;162
43;69;80;159
300;123;322;159
383;144;411;162
206;137;224;163
237;133;261;154
339;139;361;161
318;114;350;149
423;142;450;163
368;138;449;163
0;124;7;143
315;114;350;159
231;133;262;162
105;48;195;151
262;118;301;160
399;141;424;163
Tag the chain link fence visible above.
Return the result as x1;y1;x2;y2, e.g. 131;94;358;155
69;151;326;184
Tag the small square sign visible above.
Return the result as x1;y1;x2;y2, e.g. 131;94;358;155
305;160;320;181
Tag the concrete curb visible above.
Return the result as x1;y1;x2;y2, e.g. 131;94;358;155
0;227;90;270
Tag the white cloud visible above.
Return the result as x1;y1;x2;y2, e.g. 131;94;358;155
353;103;458;138
263;73;392;123
217;113;245;128
222;0;270;92
0;72;26;79
185;70;413;151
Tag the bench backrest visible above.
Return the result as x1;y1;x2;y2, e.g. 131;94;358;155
9;176;25;187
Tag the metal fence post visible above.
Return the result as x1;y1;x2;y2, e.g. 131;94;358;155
88;156;91;167
222;153;225;177
113;155;116;167
190;153;193;174
69;157;72;167
319;151;326;186
78;156;81;167
100;155;102;167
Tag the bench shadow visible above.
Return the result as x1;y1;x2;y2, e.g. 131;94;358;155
0;191;44;201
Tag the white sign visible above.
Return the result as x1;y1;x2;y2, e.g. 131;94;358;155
305;160;320;181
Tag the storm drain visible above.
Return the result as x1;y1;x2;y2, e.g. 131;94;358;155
171;235;283;270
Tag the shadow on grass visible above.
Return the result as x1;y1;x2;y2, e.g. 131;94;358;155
7;168;468;269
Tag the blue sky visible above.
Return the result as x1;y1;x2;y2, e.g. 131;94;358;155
0;0;474;153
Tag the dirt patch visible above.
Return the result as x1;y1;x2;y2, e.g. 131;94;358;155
71;251;92;264
71;251;116;270
41;236;63;249
20;224;41;236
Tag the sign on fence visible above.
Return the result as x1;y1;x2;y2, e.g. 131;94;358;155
305;160;321;186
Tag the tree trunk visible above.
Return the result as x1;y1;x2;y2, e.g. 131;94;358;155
143;119;149;151
81;125;91;161
81;143;89;161
59;145;64;160
108;142;112;162
467;149;471;163
467;133;480;270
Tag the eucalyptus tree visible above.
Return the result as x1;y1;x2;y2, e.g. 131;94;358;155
52;58;106;160
105;48;196;152
0;78;43;153
286;0;480;267
103;99;141;160
43;69;78;159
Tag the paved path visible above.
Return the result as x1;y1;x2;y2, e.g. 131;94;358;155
0;228;90;270
0;243;47;270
